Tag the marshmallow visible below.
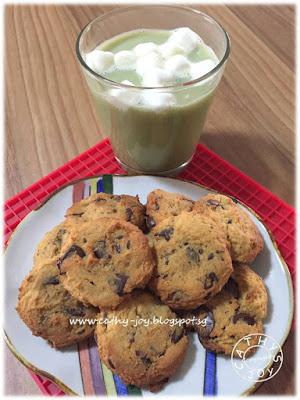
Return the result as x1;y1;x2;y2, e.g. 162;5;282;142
134;42;158;57
109;86;141;108
158;41;185;59
85;50;114;74
168;27;202;54
142;67;174;87
190;60;217;79
165;54;191;78
141;92;177;109
136;51;164;75
88;27;218;93
114;50;136;70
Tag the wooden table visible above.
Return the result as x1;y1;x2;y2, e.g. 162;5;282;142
5;4;295;396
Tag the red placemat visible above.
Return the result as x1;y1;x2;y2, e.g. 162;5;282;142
5;138;295;396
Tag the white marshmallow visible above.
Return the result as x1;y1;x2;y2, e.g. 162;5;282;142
92;27;218;94
142;67;174;87
136;51;164;75
158;41;185;59
85;50;114;74
134;42;158;57
114;50;136;70
168;27;202;54
190;60;217;79
141;92;176;109
109;87;141;108
165;55;191;78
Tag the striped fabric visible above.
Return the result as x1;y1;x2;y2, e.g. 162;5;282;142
73;175;217;396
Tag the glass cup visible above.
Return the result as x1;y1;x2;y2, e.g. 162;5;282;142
76;5;230;175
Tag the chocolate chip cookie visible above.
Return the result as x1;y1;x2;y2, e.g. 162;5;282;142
16;261;97;348
193;264;268;356
58;218;154;309
149;212;233;310
194;194;264;263
95;291;188;391
66;193;146;230
33;223;68;267
146;189;194;229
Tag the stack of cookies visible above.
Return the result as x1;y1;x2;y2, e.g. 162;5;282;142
17;189;268;391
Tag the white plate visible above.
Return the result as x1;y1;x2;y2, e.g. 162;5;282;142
5;175;294;396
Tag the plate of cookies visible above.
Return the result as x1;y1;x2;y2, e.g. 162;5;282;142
5;175;293;396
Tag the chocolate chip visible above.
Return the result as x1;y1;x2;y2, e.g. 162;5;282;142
93;240;107;259
167;291;183;302
156;378;169;385
108;359;115;369
44;276;60;285
207;199;220;207
159;272;169;278
184;199;195;209
125;207;133;221
135;350;152;367
151;346;165;357
224;278;240;299
53;228;67;253
227;219;232;224
171;327;184;343
68;212;84;217
126;240;131;249
204;272;218;289
58;245;86;269
208;253;214;260
186;247;200;263
162;249;176;266
65;306;86;317
116;235;123;240
233;313;255;325
206;199;225;210
232;198;238;203
154;199;160;211
114;274;128;296
128;331;135;344
197;306;215;338
155;227;174;241
95;197;107;203
113;243;121;253
113;195;121;202
57;228;65;236
145;216;156;229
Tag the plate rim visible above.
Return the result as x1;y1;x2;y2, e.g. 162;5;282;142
4;174;294;396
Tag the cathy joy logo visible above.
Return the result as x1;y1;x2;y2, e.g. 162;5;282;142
231;333;283;383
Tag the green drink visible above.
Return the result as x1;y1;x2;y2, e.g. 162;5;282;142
76;6;230;174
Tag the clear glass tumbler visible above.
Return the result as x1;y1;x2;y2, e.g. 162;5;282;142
76;5;230;175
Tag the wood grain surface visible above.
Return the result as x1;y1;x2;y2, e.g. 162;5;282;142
4;4;295;396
